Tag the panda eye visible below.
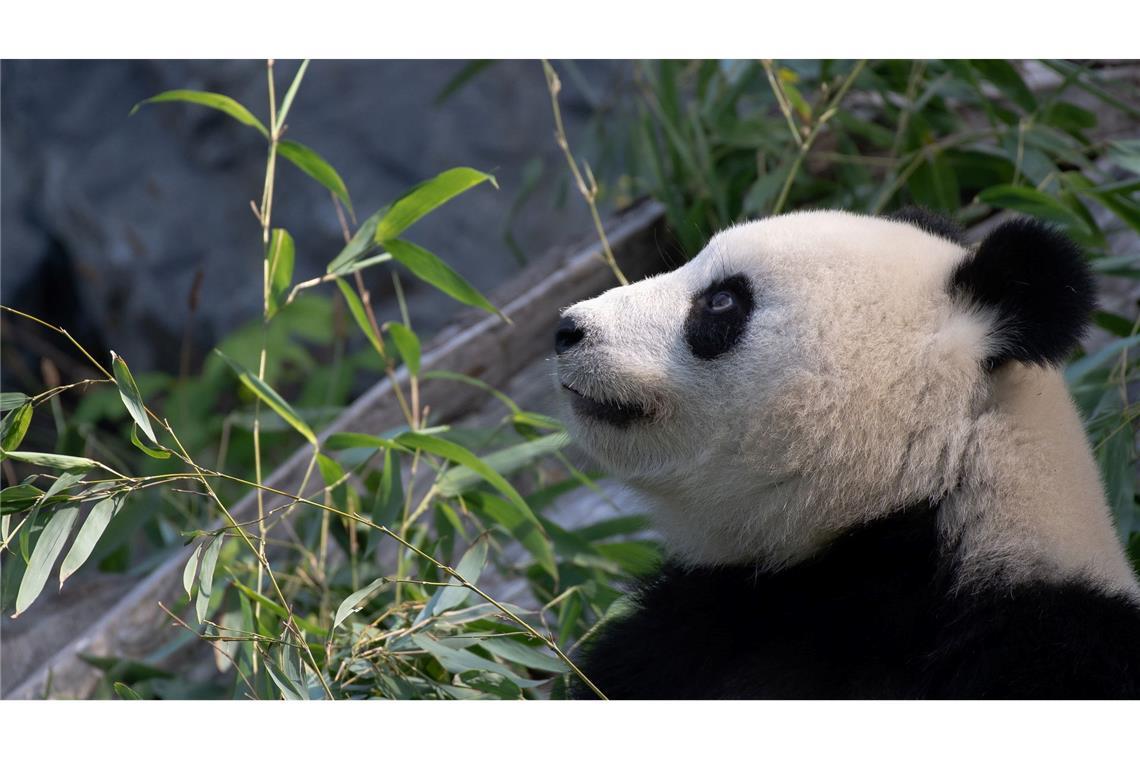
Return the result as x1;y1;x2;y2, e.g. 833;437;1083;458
685;274;755;361
708;291;735;314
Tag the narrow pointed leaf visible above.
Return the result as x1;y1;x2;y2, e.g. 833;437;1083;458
14;507;78;617
384;239;500;316
334;577;388;629
411;634;544;687
130;90;268;138
2;451;100;471
267;229;295;319
386;322;421;376
436;433;568;497
59;496;121;587
394;432;537;526
277;140;352;214
433;539;488;614
467;491;557;581
375;168;495;242
215;350;317;446
183;542;203;598
335;279;385;357
368;448;403;556
0;393;29;412
131;424;171;459
195;537;223;624
976;185;1092;235
1;403;33;452
112;352;157;445
326;209;386;275
275;59;310;131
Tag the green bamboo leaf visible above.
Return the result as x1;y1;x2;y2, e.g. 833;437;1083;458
215;349;317;446
411;634;544;687
479;636;569;673
195;536;223;624
386;322;421;376
1108;140;1140;175
14;506;78;617
2;451;100;471
326;209;386;275
333;577;387;630
275;59;310;131
466;491;557;581
384;239;500;316
0;393;29;412
277;140;352;215
131;424;170;459
335;279;385;357
394;432;539;528
113;682;143;700
423;370;520;413
267;229;295;319
183;542;203;598
436;433;568;498
111;352;157;445
324;432;406;452
433;539;488;615
59;496;121;587
1;403;33;453
976;185;1092;234
375;168;496;243
130;90;268;138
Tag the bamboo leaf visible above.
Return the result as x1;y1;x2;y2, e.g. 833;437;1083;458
277;140;352;214
275;59;310;131
384;239;500;316
231;579;328;638
411;633;544;687
374;168;496;243
976;185;1092;234
267;229;295;319
0;393;29;412
112;351;157;445
368;448;403;557
394;432;538;526
183;542;203;598
113;682;143;700
432;539;488;616
466;491;557;581
335;279;385;357
436;433;568;498
195;536;223;624
59;496;121;587
14;507;78;617
130;90;268;138
1;451;100;471
131;424;171;459
386;322;421;376
1;403;33;453
324;433;407;452
1065;334;1140;383
326;209;386;275
333;577;387;630
215;350;317;446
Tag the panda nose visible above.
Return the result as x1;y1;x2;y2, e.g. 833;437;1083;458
554;315;586;355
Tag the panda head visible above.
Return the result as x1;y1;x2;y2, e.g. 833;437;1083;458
555;209;1095;567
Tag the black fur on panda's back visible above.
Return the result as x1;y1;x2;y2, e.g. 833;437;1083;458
569;503;1140;699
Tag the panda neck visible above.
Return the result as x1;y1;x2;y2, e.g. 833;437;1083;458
942;363;1139;598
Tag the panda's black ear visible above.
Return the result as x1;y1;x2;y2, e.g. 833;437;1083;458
951;218;1095;369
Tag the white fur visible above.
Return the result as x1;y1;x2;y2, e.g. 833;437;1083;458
556;210;1139;598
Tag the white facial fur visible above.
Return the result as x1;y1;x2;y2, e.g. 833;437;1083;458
556;210;1138;597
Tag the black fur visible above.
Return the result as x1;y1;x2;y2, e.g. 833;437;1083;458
570;505;1140;699
950;218;1095;368
886;206;967;245
684;274;755;360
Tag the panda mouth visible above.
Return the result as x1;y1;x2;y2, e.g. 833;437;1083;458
561;384;649;428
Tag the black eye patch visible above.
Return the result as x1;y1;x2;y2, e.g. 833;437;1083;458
684;274;755;360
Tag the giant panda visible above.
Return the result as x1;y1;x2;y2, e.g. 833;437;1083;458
554;208;1140;699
